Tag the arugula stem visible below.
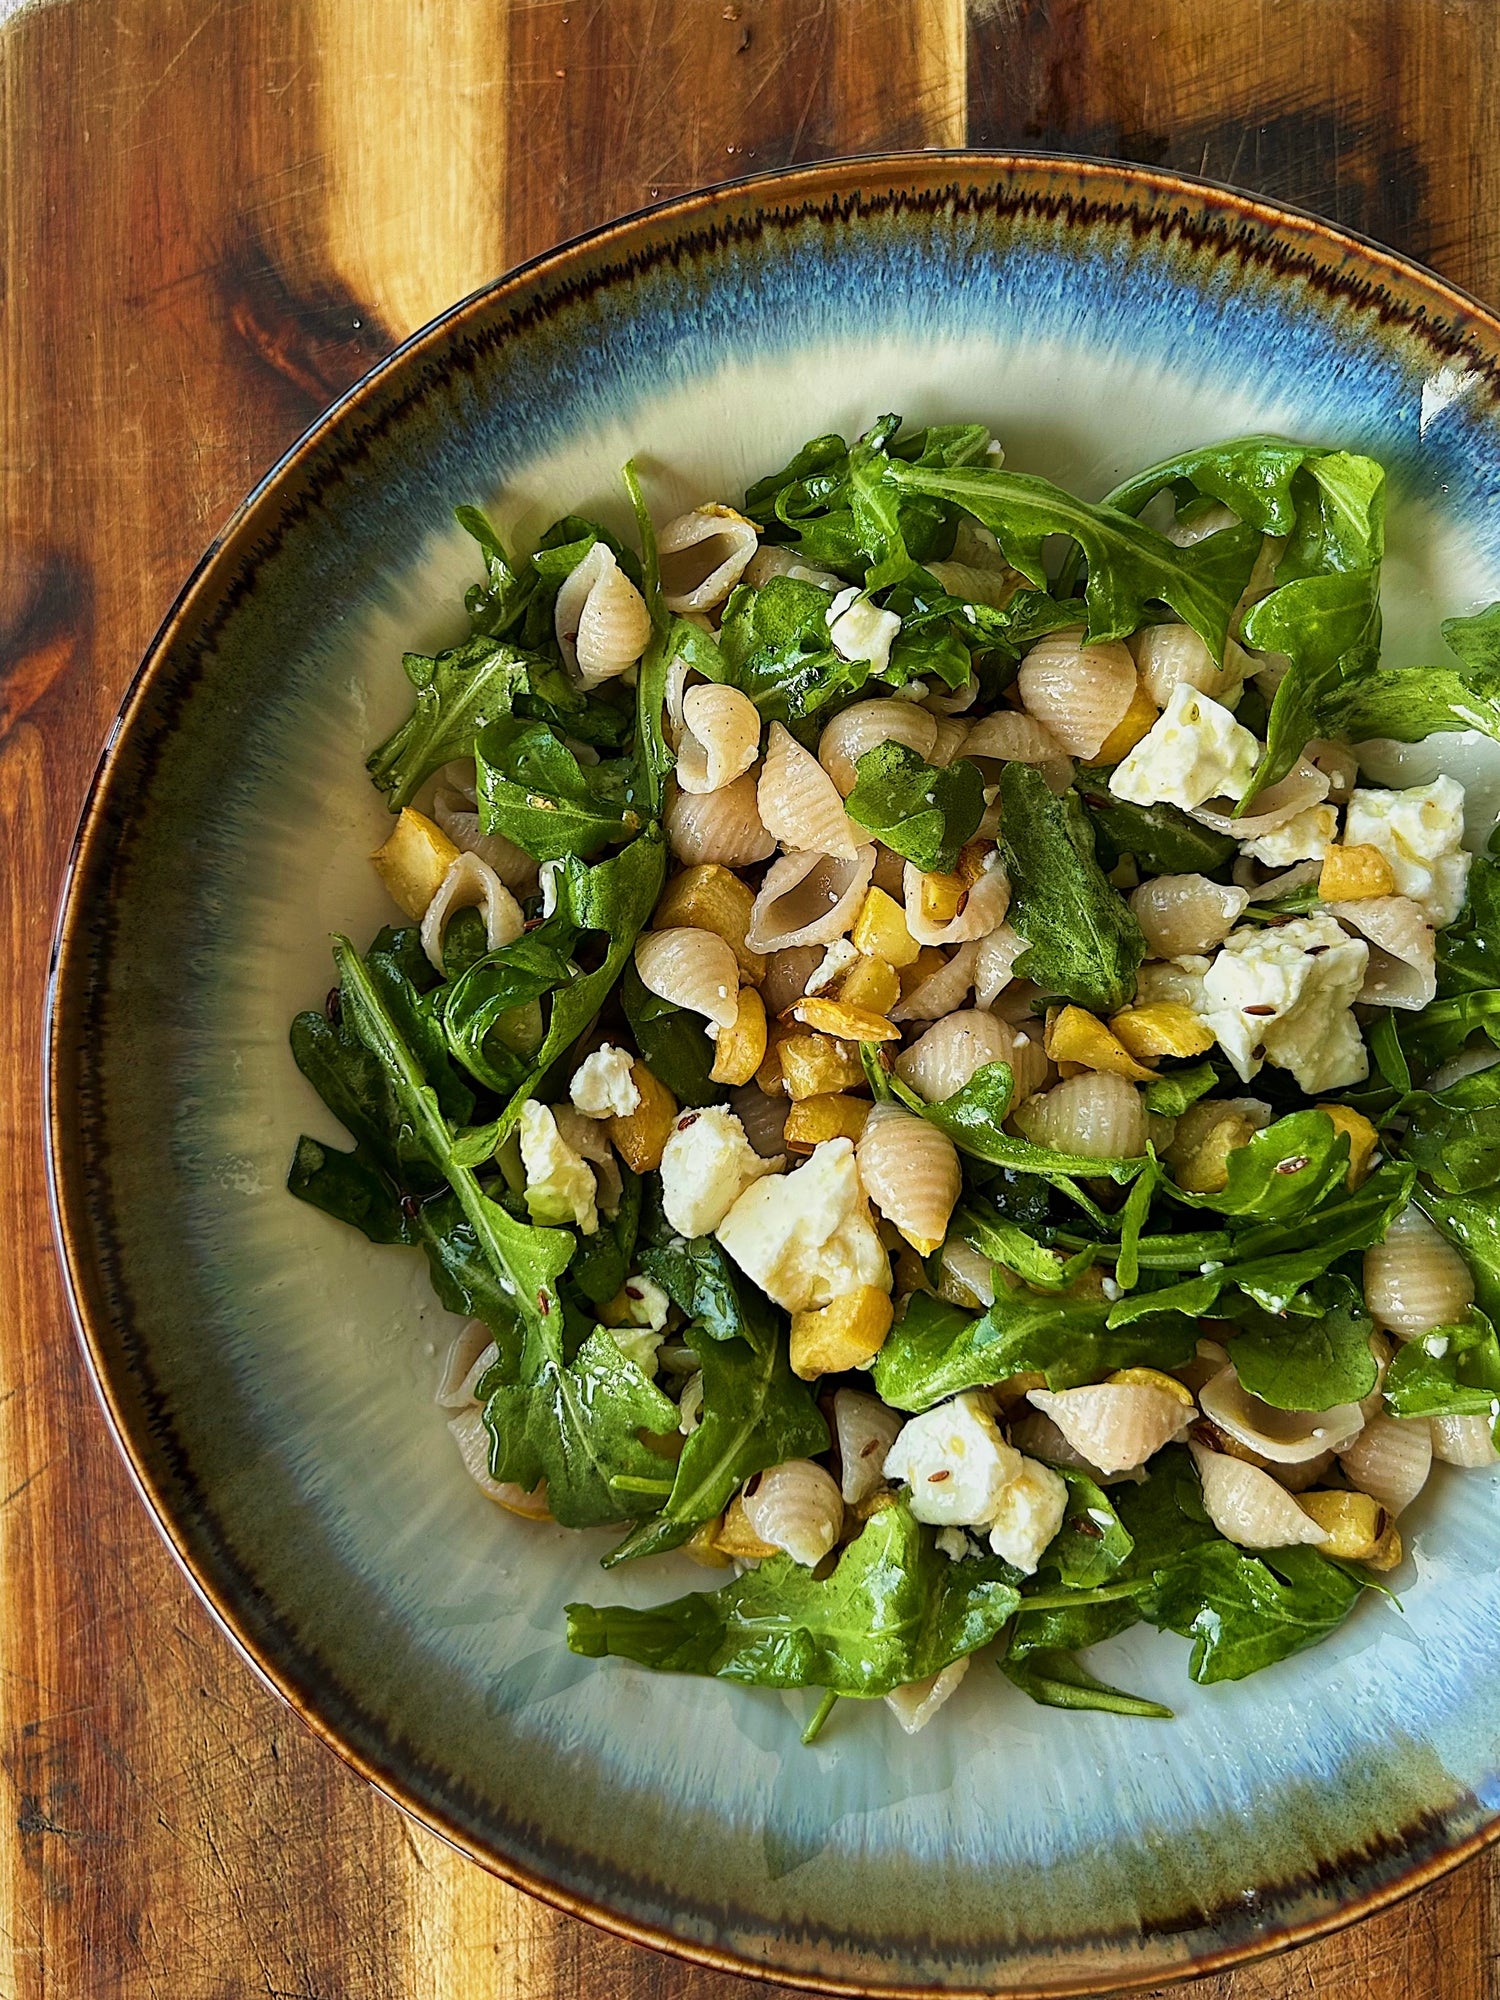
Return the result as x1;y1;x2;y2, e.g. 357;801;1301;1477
608;1475;677;1497
801;1689;840;1746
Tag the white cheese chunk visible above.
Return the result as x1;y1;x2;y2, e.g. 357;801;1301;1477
606;1325;665;1377
986;1456;1069;1574
884;1392;1024;1529
659;1106;777;1239
518;1100;598;1234
714;1137;890;1312
827;587;901;677
1345;777;1471;927
1200;914;1369;1093
1242;802;1338;867
805;938;860;996
569;1043;641;1119
1109;683;1260;812
614;1275;671;1330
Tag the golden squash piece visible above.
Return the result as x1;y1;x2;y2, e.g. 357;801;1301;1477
713;1494;781;1560
917;869;966;926
850;885;921;967
1095;678;1160;763
1363;1522;1404;1572
653;862;766;981
1299;1489;1388;1561
790;1286;895;1380
371;808;462;919
793;995;900;1043
1319;1103;1379;1188
1108;1001;1215;1062
837;952;900;1015
709;986;768;1087
784;1092;871;1154
607;1060;678;1173
1319;842;1396;901
898;944;948;1000
779;1031;865;1101
1045;1004;1157;1081
753;1016;798;1095
684;1518;733;1569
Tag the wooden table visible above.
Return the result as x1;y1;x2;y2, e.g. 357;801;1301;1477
3;2;1498;1993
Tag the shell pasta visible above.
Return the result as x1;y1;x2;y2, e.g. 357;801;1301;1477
289;416;1500;1738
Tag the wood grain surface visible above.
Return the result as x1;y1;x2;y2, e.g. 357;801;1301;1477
2;1;1497;1994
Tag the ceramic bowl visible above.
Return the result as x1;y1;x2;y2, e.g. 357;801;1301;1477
48;156;1500;1996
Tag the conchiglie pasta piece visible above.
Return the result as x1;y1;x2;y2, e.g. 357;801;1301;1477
834;1388;904;1505
1430;1413;1500;1467
960;710;1073;794
1189;1443;1327;1548
902;854;1011;947
740;1459;843;1567
759;722;859;858
436;1321;498;1409
891;940;980;1022
1011;1072;1147;1159
665;774;776;867
742;544;844;592
554;543;652;687
1130;873;1249;958
746;846;876;954
730;1082;790;1159
658;504;759;613
1363;1204;1475;1339
448;1407;550;1516
1339;1414;1433;1516
1191;757;1329;838
895;1008;1014;1101
857;1103;961;1255
922;558;1021;609
1028;1382;1191;1476
676;682;762;794
818;699;938;796
432;784;540;896
927;715;971;767
1131;624;1246;706
1197;1365;1364;1462
634;926;741;1029
1326;896;1437;1011
885;1655;969;1735
420;852;525;974
759;943;824;1014
974;924;1027;1008
1017;628;1136;758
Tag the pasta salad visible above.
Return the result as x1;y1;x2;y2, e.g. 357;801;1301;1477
289;420;1500;1735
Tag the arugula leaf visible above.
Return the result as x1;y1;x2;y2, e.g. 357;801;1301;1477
1042;1470;1134;1590
743;432;848;523
881;457;1261;658
484;1327;681;1529
1393;989;1500;1074
1142;1541;1369;1685
1226;1295;1378;1411
638;1231;747;1342
874;1290;1196;1413
330;937;574;1347
368;637;532;809
1143;1061;1218;1117
476;719;641;860
845;743;984;872
494;831;667;1138
1402;1064;1500;1194
456;505;538;639
883;619;975;692
619;961;721;1108
441;927;569;1094
1416;1183;1500;1318
999;763;1146;1012
716;576;869;724
1383;1310;1500;1443
953;1206;1096;1292
1166;1110;1351;1219
606;1311;828;1567
1311;600;1500;747
569;1168;641;1310
1100;436;1338;536
1436;850;1500;995
287;1133;413;1246
1075;772;1238;876
568;1501;1021;1696
1000;1645;1172;1720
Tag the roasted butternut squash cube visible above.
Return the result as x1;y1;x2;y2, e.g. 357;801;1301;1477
1045;1004;1157;1080
793;995;900;1042
1319;842;1396;901
1319;1103;1379;1188
371;808;461;919
784;1092;871;1154
713;1494;780;1560
1299;1489;1388;1560
790;1286;894;1379
837;952;900;1015
850;886;920;968
917;869;965;926
653;863;766;981
778;1032;865;1101
1097;678;1159;763
607;1060;678;1173
709;986;768;1087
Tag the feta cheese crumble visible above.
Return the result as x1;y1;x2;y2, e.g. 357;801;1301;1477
1200;914;1370;1093
1108;683;1260;812
569;1043;641;1119
1345;776;1471;927
884;1393;1023;1529
985;1456;1069;1574
1242;802;1338;867
827;587;901;678
658;1106;777;1239
518;1100;598;1234
714;1137;889;1312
